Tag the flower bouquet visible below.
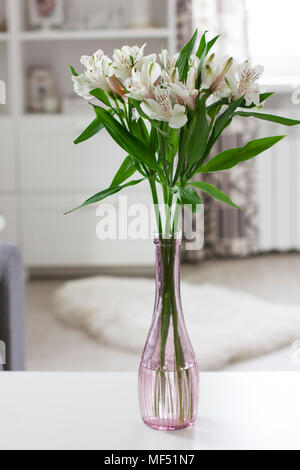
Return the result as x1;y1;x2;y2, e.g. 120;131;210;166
69;30;300;430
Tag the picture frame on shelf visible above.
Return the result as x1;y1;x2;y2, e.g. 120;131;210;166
28;0;64;30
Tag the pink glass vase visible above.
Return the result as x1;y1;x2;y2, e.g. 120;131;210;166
138;233;199;430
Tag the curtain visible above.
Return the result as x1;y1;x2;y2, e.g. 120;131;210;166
177;0;259;260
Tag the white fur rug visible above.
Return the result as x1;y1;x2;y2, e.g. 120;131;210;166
54;277;300;370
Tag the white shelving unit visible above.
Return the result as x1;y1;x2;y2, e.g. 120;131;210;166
0;0;177;270
19;28;172;42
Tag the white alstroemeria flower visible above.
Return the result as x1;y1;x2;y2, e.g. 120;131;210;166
72;74;95;100
186;54;200;89
159;50;180;84
159;50;179;73
202;54;234;97
73;51;115;99
113;44;156;81
125;61;161;101
73;53;127;99
162;54;198;85
227;61;264;106
189;54;200;69
80;49;105;82
168;82;198;111
160;53;199;111
96;55;115;93
159;49;200;82
96;55;126;97
141;87;187;129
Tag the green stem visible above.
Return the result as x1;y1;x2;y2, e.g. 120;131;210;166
157;125;171;186
156;237;189;425
173;128;186;185
113;97;127;129
172;200;181;234
159;244;173;367
149;178;162;235
167;192;174;237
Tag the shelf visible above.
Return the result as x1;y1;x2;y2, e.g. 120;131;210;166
19;28;171;42
22;113;91;119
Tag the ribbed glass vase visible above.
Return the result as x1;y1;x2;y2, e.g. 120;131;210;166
138;233;199;430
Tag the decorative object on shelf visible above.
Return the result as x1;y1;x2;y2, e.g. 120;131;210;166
28;0;64;30
0;80;6;105
108;0;129;30
64;0;128;30
0;18;7;32
129;0;153;28
68;32;300;430
0;0;7;31
64;0;101;30
0;214;6;233
27;67;59;113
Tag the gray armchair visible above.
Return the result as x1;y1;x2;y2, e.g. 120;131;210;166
0;243;26;371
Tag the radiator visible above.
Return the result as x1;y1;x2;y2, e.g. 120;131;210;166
256;107;300;251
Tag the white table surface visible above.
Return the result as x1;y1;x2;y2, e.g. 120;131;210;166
0;372;299;450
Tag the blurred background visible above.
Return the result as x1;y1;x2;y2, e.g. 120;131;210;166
0;0;300;372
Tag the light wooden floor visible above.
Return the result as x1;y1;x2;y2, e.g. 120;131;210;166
26;253;300;371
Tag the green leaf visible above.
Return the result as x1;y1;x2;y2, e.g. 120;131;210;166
94;105;157;170
187;97;210;166
207;94;273;116
235;111;300;126
196;32;219;60
207;98;229;119
200;135;286;173
174;186;202;212
74;118;104;144
189;181;241;209
138;118;149;142
202;97;244;160
110;156;136;187
207;35;220;54
166;127;179;162
70;65;79;77
196;48;207;89
195;33;208;89
259;92;275;102
241;92;275;109
90;88;111;107
207;98;229;113
129;117;149;143
176;29;198;82
196;31;207;58
150;125;159;153
65;179;144;214
212;97;244;140
207;104;222;120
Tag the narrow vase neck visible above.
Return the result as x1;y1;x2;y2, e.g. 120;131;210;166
154;235;182;316
140;233;197;373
